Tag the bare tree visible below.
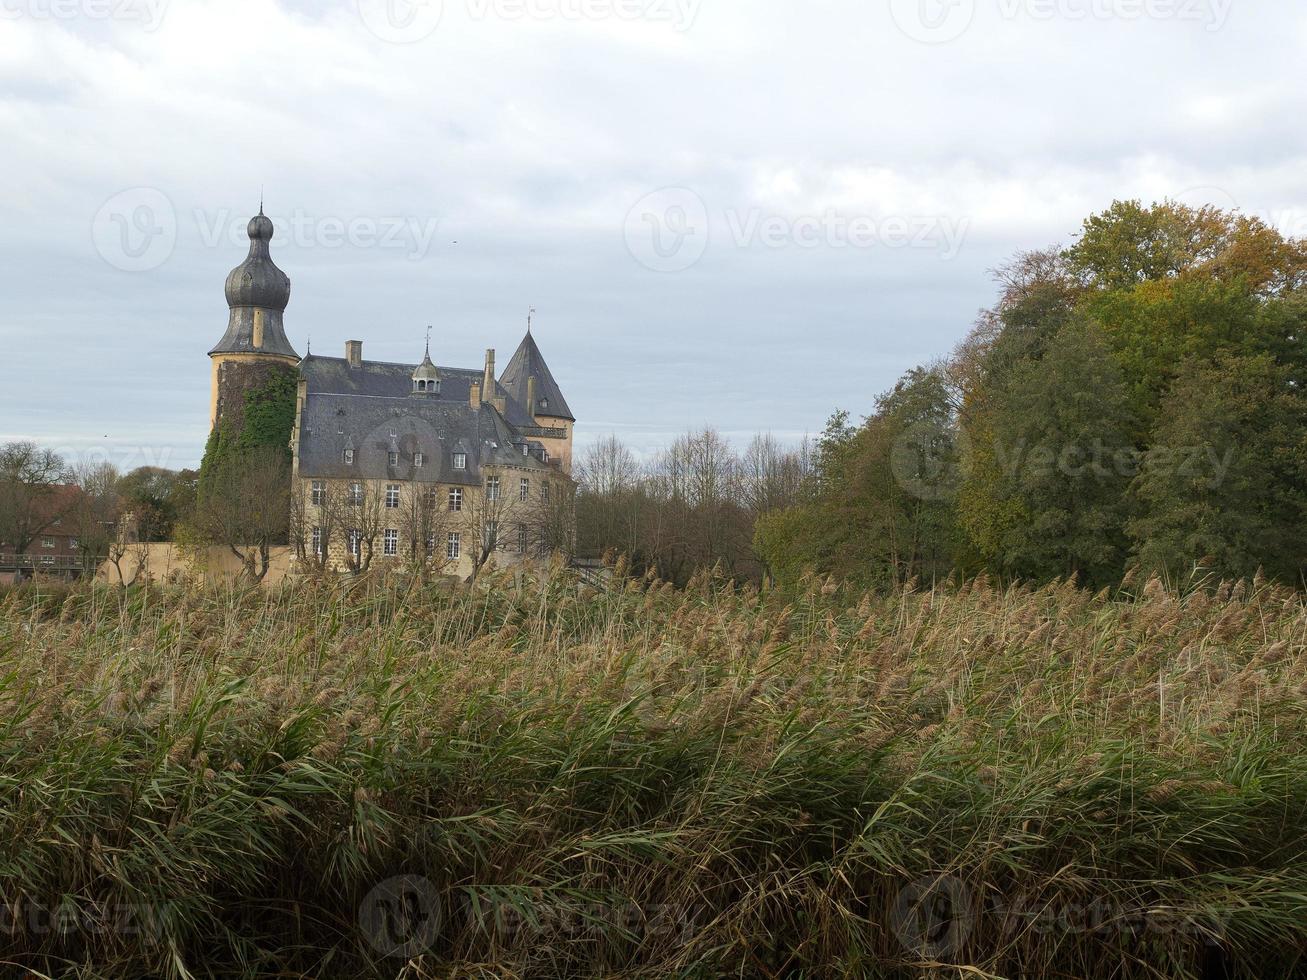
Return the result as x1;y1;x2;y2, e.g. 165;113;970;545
530;474;577;560
68;460;122;575
291;479;345;574
463;469;528;582
342;479;386;574
397;483;454;580
192;447;291;583
741;433;811;516
576;435;643;558
0;441;70;555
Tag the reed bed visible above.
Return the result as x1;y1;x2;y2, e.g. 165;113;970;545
1;565;1305;979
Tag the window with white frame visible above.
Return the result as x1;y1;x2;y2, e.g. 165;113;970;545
519;477;529;501
383;528;398;556
483;520;499;551
388;451;399;467
347;529;361;558
349;482;363;506
68;537;78;550
448;487;462;512
453;452;467;470
311;527;323;556
423;488;438;508
516;525;528;554
486;477;500;502
414;452;424;467
541;482;551;503
446;531;461;560
343;449;354;465
385;484;400;509
311;480;325;506
41;537;54;549
425;533;436;554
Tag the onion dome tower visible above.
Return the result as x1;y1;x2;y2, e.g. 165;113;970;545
207;207;301;431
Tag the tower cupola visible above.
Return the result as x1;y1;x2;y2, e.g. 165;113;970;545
224;211;291;312
412;336;441;394
208;206;298;360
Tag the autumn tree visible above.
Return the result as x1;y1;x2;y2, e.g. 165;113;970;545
0;441;70;555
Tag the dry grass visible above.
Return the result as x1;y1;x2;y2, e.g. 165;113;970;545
1;564;1305;978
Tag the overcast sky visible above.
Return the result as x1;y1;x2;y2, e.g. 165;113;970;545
2;0;1304;472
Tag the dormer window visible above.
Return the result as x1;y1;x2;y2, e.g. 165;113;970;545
453;452;467;470
540;397;549;410
343;449;354;465
414;452;424;467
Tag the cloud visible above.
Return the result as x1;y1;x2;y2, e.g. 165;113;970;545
1;0;1305;467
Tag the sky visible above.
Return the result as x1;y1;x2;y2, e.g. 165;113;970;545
1;0;1305;473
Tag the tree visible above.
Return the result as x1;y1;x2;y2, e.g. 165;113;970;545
576;435;643;559
463;469;529;582
752;370;962;591
1129;354;1307;584
341;479;386;575
0;442;70;555
68;460;122;574
396;483;455;580
963;321;1136;587
190;447;290;583
116;466;196;541
290;480;348;574
740;432;810;517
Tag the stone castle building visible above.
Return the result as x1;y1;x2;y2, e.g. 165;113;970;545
209;209;576;578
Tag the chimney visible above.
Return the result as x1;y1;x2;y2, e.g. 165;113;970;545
482;348;495;394
345;340;363;368
526;376;537;416
470;379;482;409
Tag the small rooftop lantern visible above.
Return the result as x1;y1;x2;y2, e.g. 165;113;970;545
412;327;441;395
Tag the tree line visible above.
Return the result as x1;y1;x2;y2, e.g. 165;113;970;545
756;200;1307;591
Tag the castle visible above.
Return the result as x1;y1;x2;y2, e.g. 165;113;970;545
208;209;576;577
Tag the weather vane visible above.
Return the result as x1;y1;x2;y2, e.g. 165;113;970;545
527;306;536;332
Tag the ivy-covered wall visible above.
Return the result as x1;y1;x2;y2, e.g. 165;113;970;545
199;362;298;491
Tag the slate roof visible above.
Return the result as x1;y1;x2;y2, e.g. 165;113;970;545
499;332;574;421
302;355;534;422
295;332;571;483
297;390;553;483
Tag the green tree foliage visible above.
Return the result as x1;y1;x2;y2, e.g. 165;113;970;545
971;321;1136;587
1129;354;1307;584
769;200;1307;592
755;369;960;590
115;466;198;541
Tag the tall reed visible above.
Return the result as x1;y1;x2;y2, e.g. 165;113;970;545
1;568;1304;978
